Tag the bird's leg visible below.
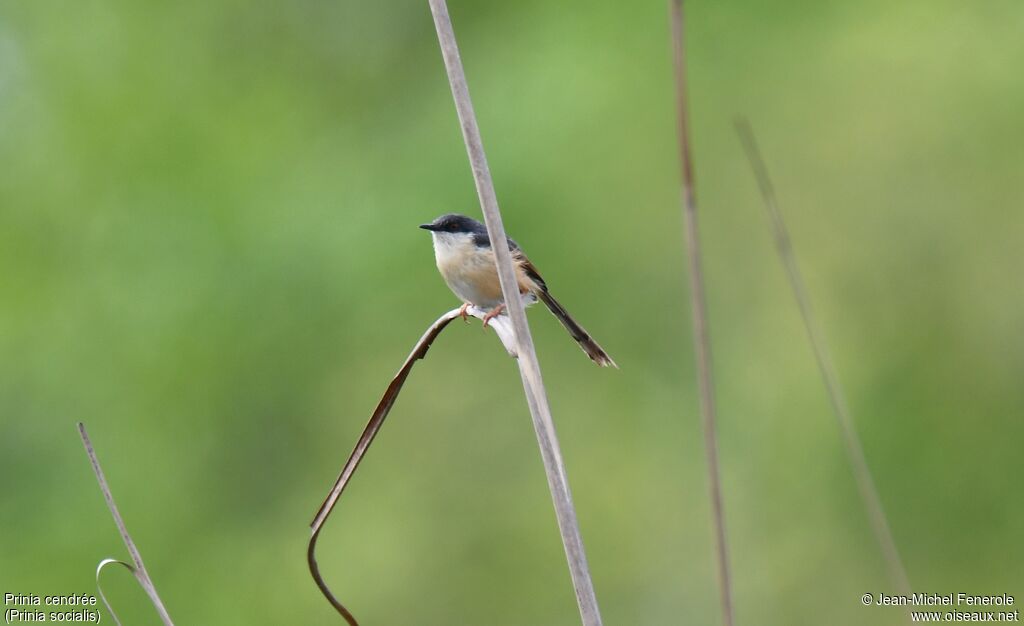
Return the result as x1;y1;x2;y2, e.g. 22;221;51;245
458;302;471;323
481;303;506;329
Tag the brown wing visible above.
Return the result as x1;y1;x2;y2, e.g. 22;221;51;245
504;239;615;366
513;248;547;294
472;230;548;294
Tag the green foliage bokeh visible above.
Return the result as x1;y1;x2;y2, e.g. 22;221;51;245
1;1;1021;624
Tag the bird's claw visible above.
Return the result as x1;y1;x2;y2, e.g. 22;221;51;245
481;303;506;330
458;303;470;323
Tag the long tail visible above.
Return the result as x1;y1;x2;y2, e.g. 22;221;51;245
537;290;617;368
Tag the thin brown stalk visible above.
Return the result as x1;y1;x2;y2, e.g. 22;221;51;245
670;2;735;625
427;2;603;624
733;118;912;596
310;307;465;625
309;306;519;623
78;422;175;626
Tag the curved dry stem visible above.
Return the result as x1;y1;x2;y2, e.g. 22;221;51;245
95;558;135;626
308;306;517;624
78;423;174;626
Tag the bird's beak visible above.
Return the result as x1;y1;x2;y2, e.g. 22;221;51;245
419;223;439;231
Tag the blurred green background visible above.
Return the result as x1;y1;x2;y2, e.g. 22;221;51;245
1;0;1021;624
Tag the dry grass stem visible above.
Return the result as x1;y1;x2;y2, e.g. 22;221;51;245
427;1;603;624
78;422;175;626
734;118;912;595
308;306;518;624
95;558;136;626
669;2;735;625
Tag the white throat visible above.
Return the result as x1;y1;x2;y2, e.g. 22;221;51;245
430;231;476;266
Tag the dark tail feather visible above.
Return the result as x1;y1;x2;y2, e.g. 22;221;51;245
537;290;617;368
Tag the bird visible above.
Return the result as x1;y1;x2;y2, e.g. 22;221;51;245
419;213;616;367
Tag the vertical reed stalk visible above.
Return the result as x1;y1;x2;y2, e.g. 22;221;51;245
427;2;603;624
670;2;735;625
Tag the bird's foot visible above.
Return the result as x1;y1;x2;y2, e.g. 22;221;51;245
481;303;506;329
458;302;471;323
